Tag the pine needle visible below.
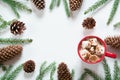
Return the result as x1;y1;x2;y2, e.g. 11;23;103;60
5;64;23;80
71;69;75;79
84;68;102;80
102;58;112;80
36;62;56;80
107;0;120;25
79;72;87;80
49;0;56;10
57;0;61;7
0;16;5;22
84;0;108;14
0;21;9;30
50;65;56;80
0;63;3;68
114;22;120;27
36;61;47;80
2;0;19;18
1;65;13;80
1;66;7;71
2;0;32;18
0;16;10;30
113;61;119;80
63;0;70;17
0;16;16;30
0;38;32;44
12;0;32;13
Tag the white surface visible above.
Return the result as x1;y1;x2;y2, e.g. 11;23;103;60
0;0;120;80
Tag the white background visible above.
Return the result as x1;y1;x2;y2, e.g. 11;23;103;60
0;0;120;80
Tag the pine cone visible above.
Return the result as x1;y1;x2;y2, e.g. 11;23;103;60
104;36;120;48
23;60;35;73
10;20;26;35
57;62;72;80
82;17;96;29
69;0;83;11
32;0;45;10
0;45;23;63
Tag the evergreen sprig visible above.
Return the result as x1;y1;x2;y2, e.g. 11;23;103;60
4;64;23;80
84;68;102;80
36;61;56;80
102;59;112;80
79;72;87;80
113;61;119;80
2;0;32;18
0;64;7;71
49;0;56;10
114;22;120;27
84;0;108;14
79;68;102;80
50;65;56;80
107;0;120;25
57;0;61;7
1;65;13;80
0;16;15;30
0;38;32;44
63;0;70;17
71;69;75;79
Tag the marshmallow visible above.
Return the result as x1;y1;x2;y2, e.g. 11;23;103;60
80;49;90;60
96;45;105;55
81;41;91;49
89;55;99;63
89;38;98;46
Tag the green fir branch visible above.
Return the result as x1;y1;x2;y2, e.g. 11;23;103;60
1;65;13;80
113;61;119;80
57;0;61;7
50;65;56;80
0;16;16;30
36;62;56;80
102;59;112;80
0;21;9;30
114;22;120;27
0;16;5;22
107;0;120;25
63;0;70;17
84;0;108;14
1;66;7;71
79;72;88;80
36;61;47;80
71;69;75;79
49;0;56;10
84;68;102;80
0;64;3;68
5;64;23;80
2;0;32;18
0;38;32;44
0;16;9;30
2;0;19;18
0;64;7;71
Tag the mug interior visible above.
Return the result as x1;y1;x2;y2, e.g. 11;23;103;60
77;36;106;64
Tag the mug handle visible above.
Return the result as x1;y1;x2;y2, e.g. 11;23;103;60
105;52;117;58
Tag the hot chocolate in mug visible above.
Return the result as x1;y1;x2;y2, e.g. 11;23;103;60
77;36;117;64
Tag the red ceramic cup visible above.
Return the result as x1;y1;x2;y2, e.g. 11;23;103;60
77;36;117;64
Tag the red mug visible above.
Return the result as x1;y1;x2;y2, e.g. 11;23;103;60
77;36;117;64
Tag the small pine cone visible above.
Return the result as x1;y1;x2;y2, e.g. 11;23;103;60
23;60;35;73
0;45;23;63
57;62;72;80
69;0;83;11
82;17;96;29
32;0;45;10
10;20;26;35
104;36;120;48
